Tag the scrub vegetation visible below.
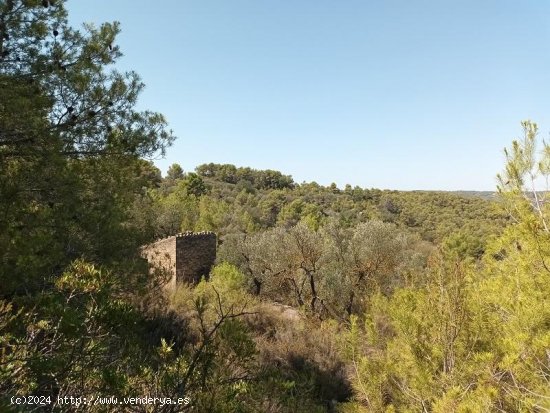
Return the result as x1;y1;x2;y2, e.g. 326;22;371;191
1;1;548;411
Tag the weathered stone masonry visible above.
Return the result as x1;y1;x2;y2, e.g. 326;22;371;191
142;231;217;288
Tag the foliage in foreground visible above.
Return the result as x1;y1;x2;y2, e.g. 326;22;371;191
339;122;550;412
1;1;548;412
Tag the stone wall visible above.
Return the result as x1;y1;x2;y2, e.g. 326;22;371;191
176;231;217;284
142;231;217;289
141;236;177;290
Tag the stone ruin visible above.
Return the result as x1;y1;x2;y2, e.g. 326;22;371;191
142;231;217;289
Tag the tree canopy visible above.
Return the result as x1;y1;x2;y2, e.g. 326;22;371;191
1;1;547;411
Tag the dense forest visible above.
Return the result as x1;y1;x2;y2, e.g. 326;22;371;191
1;1;549;412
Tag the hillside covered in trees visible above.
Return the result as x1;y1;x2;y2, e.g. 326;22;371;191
138;161;508;258
1;1;549;412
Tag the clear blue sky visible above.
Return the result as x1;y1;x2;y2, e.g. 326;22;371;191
67;0;550;190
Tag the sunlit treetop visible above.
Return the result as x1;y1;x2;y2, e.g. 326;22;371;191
0;0;175;158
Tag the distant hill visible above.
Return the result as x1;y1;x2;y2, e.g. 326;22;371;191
154;163;510;244
449;191;498;201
